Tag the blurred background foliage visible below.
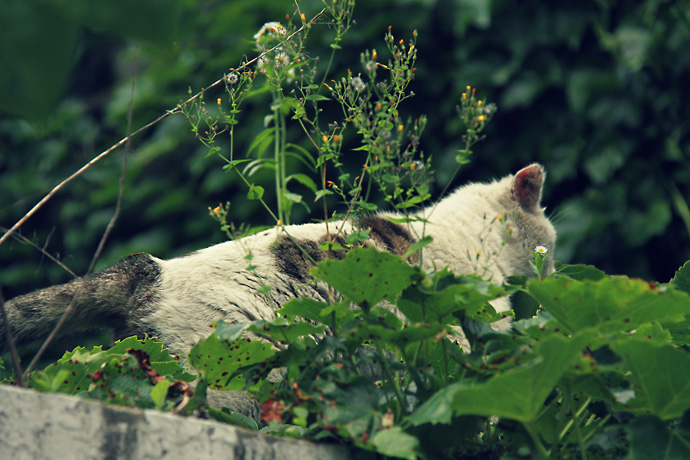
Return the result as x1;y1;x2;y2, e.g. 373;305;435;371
1;0;689;301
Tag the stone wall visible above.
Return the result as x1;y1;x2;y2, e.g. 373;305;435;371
0;385;353;460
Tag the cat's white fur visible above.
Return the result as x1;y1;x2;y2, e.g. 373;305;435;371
2;164;555;359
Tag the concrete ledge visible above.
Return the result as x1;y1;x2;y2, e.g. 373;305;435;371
0;385;353;460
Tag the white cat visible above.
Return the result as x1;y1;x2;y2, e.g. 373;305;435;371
1;164;555;360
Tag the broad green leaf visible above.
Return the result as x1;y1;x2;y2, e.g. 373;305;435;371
555;264;607;281
409;381;456;426
28;336;192;397
669;261;690;295
278;298;329;323
528;277;690;335
612;340;690;420
246;319;324;343
188;332;275;391
447;333;592;422
372;427;420;460
312;247;418;309
398;272;505;323
627;415;690;460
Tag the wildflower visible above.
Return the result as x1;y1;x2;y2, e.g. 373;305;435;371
300;13;306;22
333;134;340;143
397;124;404;132
217;98;221;106
372;49;378;61
226;72;239;85
351;76;366;92
535;245;548;254
476;115;487;122
496;213;504;221
274;51;290;68
254;22;286;44
482;103;497;116
256;55;270;69
365;60;377;73
322;134;328;143
411;160;424;171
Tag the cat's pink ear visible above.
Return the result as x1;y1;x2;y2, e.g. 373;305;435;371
511;164;545;213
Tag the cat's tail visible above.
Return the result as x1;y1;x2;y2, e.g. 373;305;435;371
0;253;162;350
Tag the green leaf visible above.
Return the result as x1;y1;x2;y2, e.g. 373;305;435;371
247;184;264;200
204;146;221;158
356;200;378;211
627;415;690;460
207;407;259;430
378;120;394;130
398;272;505;323
403;235;433;259
151;380;171;410
246;319;324;343
669;261;690;295
444;333;593;422
555;264;607;281
314;189;333;201
312;247;418;309
372;427;420;460
247;127;276;157
305;94;330;101
188;329;275;391
278;298;329;323
221;158;252;172
409;380;455;426
283;191;302;203
528;276;690;335
318;240;348;251
612;340;690;420
286;173;317;192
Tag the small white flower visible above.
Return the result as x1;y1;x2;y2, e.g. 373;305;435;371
535;245;548;254
351;76;366;92
254;22;286;41
257;55;270;69
274;51;290;68
254;22;287;50
365;60;377;73
226;72;238;85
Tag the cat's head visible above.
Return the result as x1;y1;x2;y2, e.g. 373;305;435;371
502;163;557;278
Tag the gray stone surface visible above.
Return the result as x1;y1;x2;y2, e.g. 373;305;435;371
0;385;353;460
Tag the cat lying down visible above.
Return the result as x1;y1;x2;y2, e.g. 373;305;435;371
1;163;556;417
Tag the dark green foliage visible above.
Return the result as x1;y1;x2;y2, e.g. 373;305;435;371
26;336;193;410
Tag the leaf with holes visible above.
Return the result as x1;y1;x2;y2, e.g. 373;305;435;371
312;247;419;310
